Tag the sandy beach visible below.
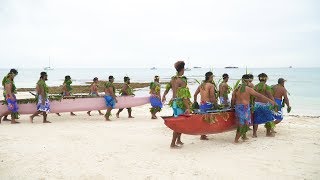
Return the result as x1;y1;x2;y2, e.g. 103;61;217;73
0;104;319;179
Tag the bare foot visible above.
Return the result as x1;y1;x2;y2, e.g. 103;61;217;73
87;111;91;116
271;129;277;133
252;133;257;138
56;113;61;116
11;121;20;124
234;140;240;144
43;121;51;123
30;116;34;123
3;117;11;121
170;145;182;149
242;136;249;141
70;112;76;116
116;113;119;118
99;113;104;116
151;116;157;119
104;115;111;121
128;116;135;118
176;141;184;145
200;135;209;140
266;132;275;137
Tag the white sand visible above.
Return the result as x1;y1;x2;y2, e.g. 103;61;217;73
0;104;320;179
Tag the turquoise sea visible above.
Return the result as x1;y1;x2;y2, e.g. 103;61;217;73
1;67;319;116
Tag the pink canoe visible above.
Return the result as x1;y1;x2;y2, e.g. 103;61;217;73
0;96;150;114
162;111;236;135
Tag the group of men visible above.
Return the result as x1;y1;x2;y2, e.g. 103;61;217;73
0;70;140;123
0;64;291;149
161;61;291;148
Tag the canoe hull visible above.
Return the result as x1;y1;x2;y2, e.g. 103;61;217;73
162;111;236;135
0;96;150;114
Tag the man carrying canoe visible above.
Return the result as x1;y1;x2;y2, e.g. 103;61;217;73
272;78;291;125
219;73;231;108
87;77;104;116
0;69;20;124
231;74;276;143
253;73;277;137
149;75;162;119
56;75;76;116
162;61;191;148
116;76;134;118
30;72;51;123
193;71;218;140
104;76;117;121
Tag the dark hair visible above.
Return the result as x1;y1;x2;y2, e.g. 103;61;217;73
205;72;213;81
40;71;47;78
65;75;71;81
174;61;185;72
124;76;130;82
108;76;114;80
242;74;250;80
93;77;98;81
247;74;254;79
258;73;268;82
222;73;229;79
154;75;159;79
9;69;18;75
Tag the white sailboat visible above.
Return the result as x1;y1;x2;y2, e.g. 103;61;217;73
44;56;54;70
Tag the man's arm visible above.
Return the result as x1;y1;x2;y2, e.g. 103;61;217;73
231;91;236;108
193;86;200;102
266;90;275;102
162;82;171;102
5;83;13;99
248;87;275;106
109;87;118;102
209;85;218;106
283;89;290;107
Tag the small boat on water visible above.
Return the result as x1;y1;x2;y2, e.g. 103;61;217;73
162;110;236;135
225;66;238;69
185;68;191;71
44;56;54;71
150;67;157;70
193;66;201;69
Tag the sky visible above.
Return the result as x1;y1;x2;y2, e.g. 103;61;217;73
0;0;319;68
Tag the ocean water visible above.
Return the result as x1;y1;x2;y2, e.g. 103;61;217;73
1;67;319;116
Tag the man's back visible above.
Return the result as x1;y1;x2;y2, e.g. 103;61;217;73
200;83;214;102
273;84;286;99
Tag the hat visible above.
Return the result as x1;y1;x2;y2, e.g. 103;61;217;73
278;78;286;84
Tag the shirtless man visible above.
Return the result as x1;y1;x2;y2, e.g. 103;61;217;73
162;61;191;148
272;78;291;124
231;74;276;143
116;76;134;118
30;72;51;123
219;73;231;107
149;76;162;119
0;69;20;124
56;75;76;116
104;76;117;121
253;73;276;137
194;71;218;140
87;77;104;116
194;72;218;111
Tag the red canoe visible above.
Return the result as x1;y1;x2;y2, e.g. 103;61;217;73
162;111;236;135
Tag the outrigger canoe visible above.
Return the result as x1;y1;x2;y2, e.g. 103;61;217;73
0;96;150;114
162;110;236;135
